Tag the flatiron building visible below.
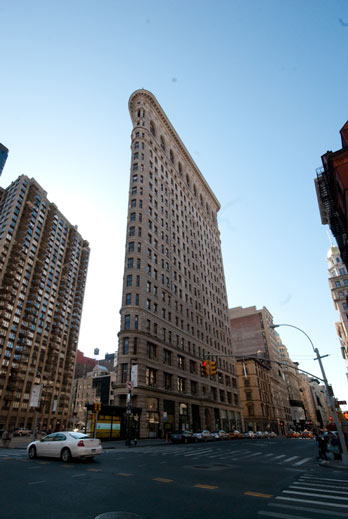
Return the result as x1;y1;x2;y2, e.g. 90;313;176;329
114;90;242;438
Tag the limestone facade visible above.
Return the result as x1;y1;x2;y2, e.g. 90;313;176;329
113;90;242;437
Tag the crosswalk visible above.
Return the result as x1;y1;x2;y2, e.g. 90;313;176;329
258;474;348;518
105;445;314;468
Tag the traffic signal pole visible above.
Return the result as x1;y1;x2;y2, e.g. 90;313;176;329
315;348;348;466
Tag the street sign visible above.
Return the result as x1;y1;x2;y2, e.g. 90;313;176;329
337;400;347;405
126;380;134;391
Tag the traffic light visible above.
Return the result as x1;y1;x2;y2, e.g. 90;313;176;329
344;411;348;420
279;421;284;427
93;402;101;412
209;361;217;376
200;361;208;377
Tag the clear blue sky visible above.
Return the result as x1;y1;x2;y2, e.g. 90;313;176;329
1;0;348;405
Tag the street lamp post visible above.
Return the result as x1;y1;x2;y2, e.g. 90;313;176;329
271;323;348;466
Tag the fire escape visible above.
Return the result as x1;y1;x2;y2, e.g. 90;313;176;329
316;167;348;268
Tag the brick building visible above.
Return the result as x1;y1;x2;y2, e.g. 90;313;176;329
0;176;89;433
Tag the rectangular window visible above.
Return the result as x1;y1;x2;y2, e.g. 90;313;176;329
121;363;128;383
125;314;130;330
128;258;134;268
129;227;135;236
128;242;134;252
130;212;136;221
123;337;129;354
146;367;156;386
126;275;132;286
164;372;172;389
164;349;171;365
135;315;138;329
177;377;185;392
135;294;139;306
147;342;157;359
177;355;185;370
125;293;131;305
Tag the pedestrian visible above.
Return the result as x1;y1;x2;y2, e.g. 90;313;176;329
329;432;342;460
317;430;328;462
1;430;10;448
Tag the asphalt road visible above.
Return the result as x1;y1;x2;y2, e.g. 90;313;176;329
1;438;347;519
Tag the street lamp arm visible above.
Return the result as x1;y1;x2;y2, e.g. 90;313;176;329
271;323;315;353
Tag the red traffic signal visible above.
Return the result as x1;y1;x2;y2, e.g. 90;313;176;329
279;421;284;427
344;411;348;420
329;416;333;421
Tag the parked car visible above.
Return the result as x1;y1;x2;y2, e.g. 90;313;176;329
211;430;229;440
268;431;278;438
286;431;299;438
299;430;313;439
27;431;102;462
244;431;255;439
170;430;196;443
229;430;243;439
14;428;32;437
193;430;214;441
254;431;266;439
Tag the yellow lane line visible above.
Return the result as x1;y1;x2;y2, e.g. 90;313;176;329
153;478;173;483
244;491;273;498
194;484;218;490
118;473;133;477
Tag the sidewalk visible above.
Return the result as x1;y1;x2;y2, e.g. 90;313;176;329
319;459;348;470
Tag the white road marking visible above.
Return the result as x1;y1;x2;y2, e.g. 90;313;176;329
293;457;311;466
290;485;348;496
283;490;348;501
280;456;298;463
276;496;348;509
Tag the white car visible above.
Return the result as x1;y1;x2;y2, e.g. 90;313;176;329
193;430;214;441
211;430;229;440
27;431;102;462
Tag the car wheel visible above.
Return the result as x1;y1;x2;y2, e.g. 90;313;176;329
28;445;37;459
61;448;72;463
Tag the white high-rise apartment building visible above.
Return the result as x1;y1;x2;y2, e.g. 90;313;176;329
327;245;348;380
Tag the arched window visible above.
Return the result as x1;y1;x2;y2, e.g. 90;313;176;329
178;162;182;175
193;184;197;197
170;149;174;164
160;136;165;151
150;121;156;137
200;194;203;206
186;174;190;187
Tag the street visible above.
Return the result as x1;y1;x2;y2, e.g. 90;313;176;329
1;438;347;519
